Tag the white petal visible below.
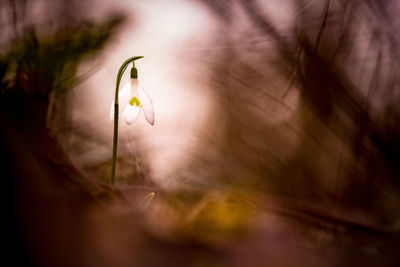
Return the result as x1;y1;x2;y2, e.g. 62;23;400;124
130;78;139;98
119;82;131;107
138;86;155;125
122;104;140;124
110;82;131;121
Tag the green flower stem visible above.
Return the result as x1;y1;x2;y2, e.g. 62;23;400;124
111;56;143;184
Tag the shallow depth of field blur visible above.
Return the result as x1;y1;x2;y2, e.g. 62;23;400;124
2;0;400;266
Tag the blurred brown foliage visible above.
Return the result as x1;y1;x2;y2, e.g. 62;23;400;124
1;0;400;266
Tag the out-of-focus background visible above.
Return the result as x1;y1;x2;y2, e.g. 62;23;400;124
2;0;400;266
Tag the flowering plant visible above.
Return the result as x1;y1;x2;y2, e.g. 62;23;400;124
110;56;154;184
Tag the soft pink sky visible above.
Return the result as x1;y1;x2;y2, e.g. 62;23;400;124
70;0;219;185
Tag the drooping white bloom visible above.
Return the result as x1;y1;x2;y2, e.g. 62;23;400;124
110;78;155;125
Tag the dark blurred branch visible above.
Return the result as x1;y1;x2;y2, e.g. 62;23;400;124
314;0;331;51
238;0;294;62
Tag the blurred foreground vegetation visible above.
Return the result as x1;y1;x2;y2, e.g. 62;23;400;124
1;0;400;266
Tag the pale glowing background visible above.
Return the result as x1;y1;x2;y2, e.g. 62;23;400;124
69;0;220;184
64;0;302;187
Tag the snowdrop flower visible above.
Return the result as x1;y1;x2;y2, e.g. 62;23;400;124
110;76;155;125
110;56;153;185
